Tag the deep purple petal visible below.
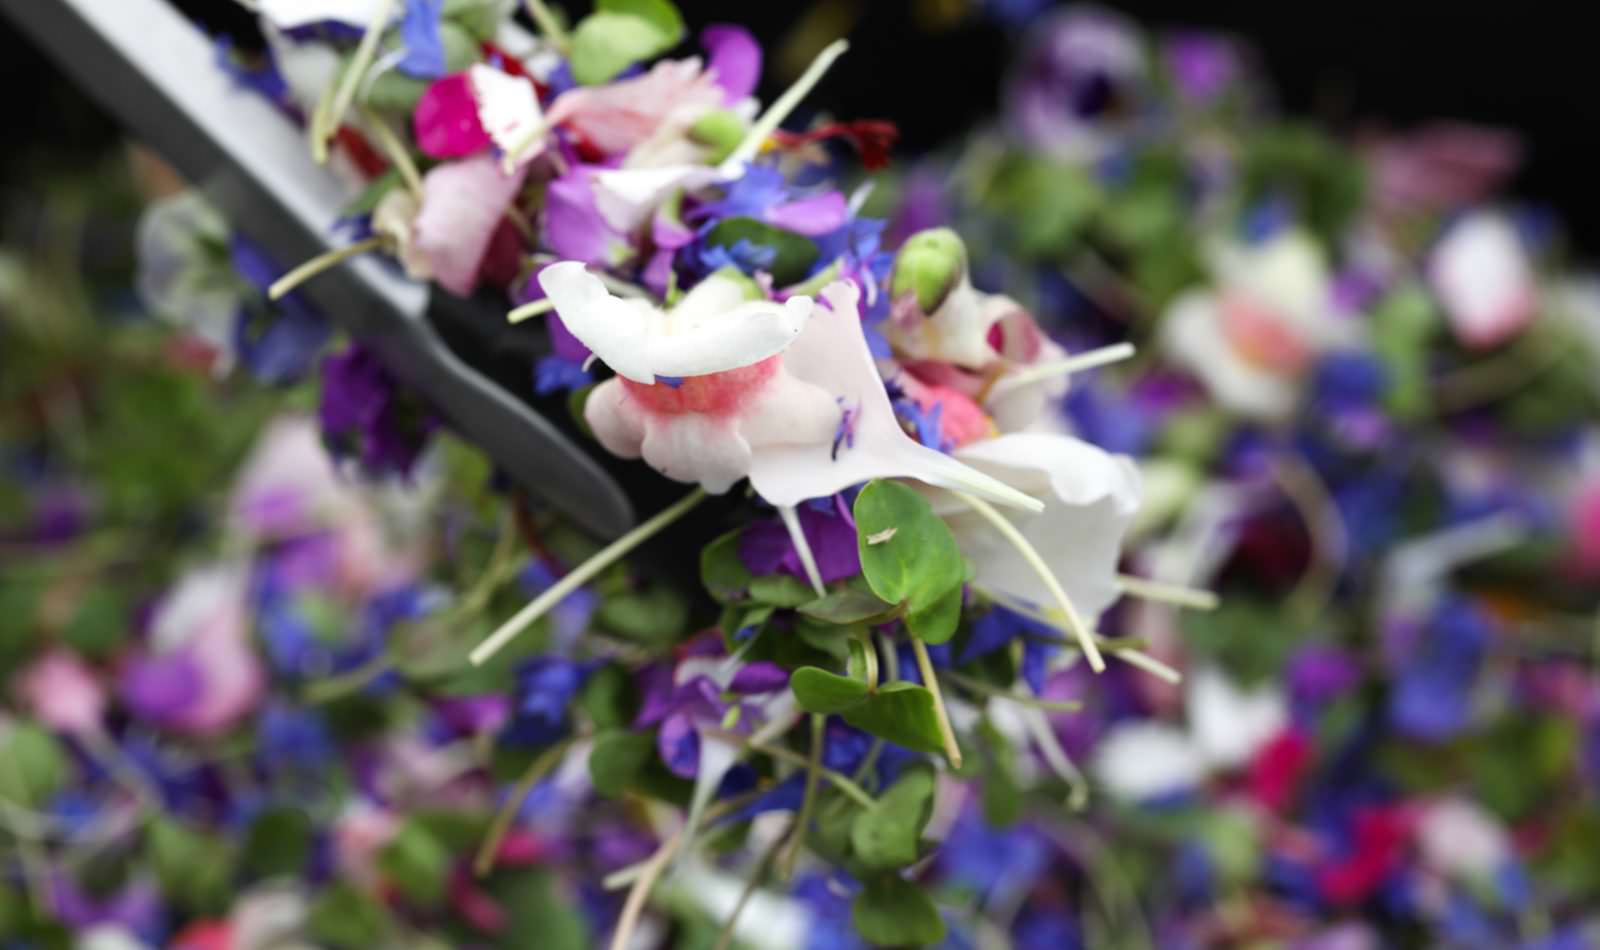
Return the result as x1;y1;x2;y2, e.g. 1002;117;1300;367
729;661;789;695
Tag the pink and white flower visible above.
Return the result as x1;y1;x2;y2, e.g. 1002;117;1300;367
539;262;1043;510
1162;229;1357;420
1427;211;1538;350
12;648;107;738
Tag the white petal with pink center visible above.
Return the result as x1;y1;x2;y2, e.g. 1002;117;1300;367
1428;211;1537;349
925;431;1141;623
544;265;1043;510
1161;229;1356;419
468;64;545;160
539;261;812;384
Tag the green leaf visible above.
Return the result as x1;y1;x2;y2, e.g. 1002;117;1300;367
977;717;1022;828
1369;285;1438;420
0;723;67;809
579;664;636;730
377;819;452;906
791;666;870;715
798;581;896;624
701;528;754;603
490;869;590;949
62;587;125;659
241;808;314;879
589;729;656;798
598;585;688;645
701;217;821;286
569;0;686;86
852;875;946;947
850;767;936;869
853;481;964;640
840;683;946;754
749;574;819;608
148;818;232;912
905;583;961;645
306;883;389;948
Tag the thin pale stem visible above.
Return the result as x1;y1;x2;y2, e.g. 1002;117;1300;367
608;832;681;950
1114;573;1219;611
474;740;570;876
951;489;1106;672
779;714;825;879
978;586;1182;685
988;342;1137;397
779;505;827;597
945;671;1083;713
507;298;555;323
911;639;963;769
720;39;850;173
471;488;707;665
1020;707;1089;811
701;728;876;808
359;105;424;197
522;0;570;51
314;0;398;164
268;236;386;301
713;822;795;950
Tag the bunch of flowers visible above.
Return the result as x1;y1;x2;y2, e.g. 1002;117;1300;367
3;1;1226;947
874;4;1600;946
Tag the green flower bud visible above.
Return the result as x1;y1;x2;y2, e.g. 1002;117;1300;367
891;228;967;313
690;109;749;164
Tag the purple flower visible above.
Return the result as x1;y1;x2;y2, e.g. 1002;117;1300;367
1006;8;1148;158
543;169;632;268
737;504;861;585
1163;33;1237;104
319;343;436;477
701;24;761;104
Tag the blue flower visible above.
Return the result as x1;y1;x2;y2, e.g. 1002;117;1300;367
258;704;335;770
695;238;778;276
215;35;288;104
534;355;594;395
1389;597;1488;741
397;0;447;78
1065;382;1152;455
504;656;593;748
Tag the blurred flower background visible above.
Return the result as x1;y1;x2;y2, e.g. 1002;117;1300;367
3;1;1600;948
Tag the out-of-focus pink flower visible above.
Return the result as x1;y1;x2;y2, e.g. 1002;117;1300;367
1366;123;1522;218
121;565;264;737
544;58;724;159
413;154;531;296
413;72;493;159
333;803;401;894
13;648;106;737
1428;211;1538;350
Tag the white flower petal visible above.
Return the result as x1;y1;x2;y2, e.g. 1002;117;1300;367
259;0;388;29
414;155;530;296
1429;211;1537;349
1162;290;1299;420
747;281;1045;512
539;261;813;384
1091;722;1207;800
1186;665;1288;771
927;432;1141;621
591;165;722;234
1417;798;1511;879
468;64;544;160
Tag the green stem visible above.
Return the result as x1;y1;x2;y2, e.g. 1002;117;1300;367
779;715;825;879
473;740;570;876
945;671;1082;713
911;639;962;769
471;488;707;665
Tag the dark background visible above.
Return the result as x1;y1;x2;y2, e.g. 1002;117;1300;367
4;1;1595;251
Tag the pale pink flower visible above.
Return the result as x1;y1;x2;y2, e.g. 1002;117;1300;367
13;648;106;737
1428;211;1538;350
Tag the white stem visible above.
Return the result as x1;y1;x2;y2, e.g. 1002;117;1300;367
1110;647;1182;684
268;237;386;300
609;832;681;950
951;490;1105;673
1114;573;1219;611
507;298;556;324
909;444;1044;513
314;0;397;164
978;586;1182;685
1020;707;1089;811
470;489;707;665
779;505;827;597
989;342;1136;397
523;0;569;50
719;39;850;175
